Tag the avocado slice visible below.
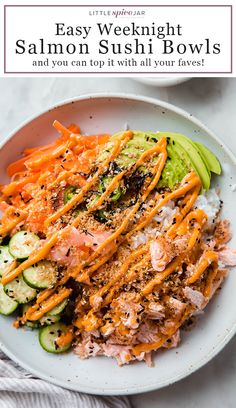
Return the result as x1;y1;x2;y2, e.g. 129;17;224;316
157;138;190;190
194;142;221;175
111;131;156;168
156;132;211;191
103;130;191;190
97;130;219;192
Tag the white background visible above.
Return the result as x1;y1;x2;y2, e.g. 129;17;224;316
0;76;236;406
2;1;233;75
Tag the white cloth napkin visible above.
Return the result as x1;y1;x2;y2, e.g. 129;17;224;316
0;351;132;408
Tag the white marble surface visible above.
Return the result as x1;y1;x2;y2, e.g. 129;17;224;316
0;77;236;407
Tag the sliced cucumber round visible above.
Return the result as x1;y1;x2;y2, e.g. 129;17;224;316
39;323;72;353
4;274;37;304
0;283;18;315
40;315;60;326
26;321;39;329
47;299;68;316
9;231;39;259
23;261;57;289
0;246;15;277
22;304;39;329
22;303;60;327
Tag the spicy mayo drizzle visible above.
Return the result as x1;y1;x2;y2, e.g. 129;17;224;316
2;127;220;355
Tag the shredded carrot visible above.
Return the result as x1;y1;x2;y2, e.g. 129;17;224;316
2;174;39;196
7;144;55;177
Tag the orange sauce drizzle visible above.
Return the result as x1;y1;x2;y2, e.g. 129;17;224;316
25;138;167;323
79;171;201;285
2;131;133;286
167;185;201;238
0;212;27;238
187;251;218;285
128;172;200;239
17;136;167;324
1;233;60;284
204;265;219;298
44;130;134;228
141;255;183;296
132;308;191;355
56;326;74;348
47;168;77;190
102;252;151;308
25;287;72;321
76;205;207;330
89;246;148;309
6;126;220;349
71;138;167;280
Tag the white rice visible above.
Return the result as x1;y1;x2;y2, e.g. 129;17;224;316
153;200;176;228
131;189;220;249
131;201;176;249
194;189;221;227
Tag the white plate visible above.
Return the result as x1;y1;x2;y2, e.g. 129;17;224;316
132;77;191;87
0;93;236;396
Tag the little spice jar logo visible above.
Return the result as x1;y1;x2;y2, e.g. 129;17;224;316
88;8;146;18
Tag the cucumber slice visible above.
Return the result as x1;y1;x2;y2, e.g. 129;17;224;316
22;304;39;329
26;321;39;329
39;323;72;353
0;246;15;277
9;231;39;259
40;315;60;326
47;299;68;316
22;303;60;327
4;274;37;304
23;261;57;289
0;283;18;315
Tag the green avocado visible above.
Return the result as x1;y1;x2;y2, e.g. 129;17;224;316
156;132;211;191
112;131;156;167
96;130;220;192
194;142;221;175
157;138;190;190
97;130;191;190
